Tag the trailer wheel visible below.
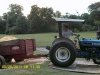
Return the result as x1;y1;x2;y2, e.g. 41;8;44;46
92;58;100;64
49;41;76;67
0;55;6;69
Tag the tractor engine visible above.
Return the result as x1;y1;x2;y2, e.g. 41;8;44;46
77;38;100;59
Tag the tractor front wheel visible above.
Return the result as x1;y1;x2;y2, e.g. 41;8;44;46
92;58;100;64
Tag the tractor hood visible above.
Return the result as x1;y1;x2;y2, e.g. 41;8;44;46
79;38;100;47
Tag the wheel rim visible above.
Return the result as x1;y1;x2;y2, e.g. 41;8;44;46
55;47;70;62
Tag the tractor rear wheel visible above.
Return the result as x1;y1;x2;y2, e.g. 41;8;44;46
49;41;76;67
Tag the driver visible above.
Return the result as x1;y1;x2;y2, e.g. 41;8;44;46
62;26;77;38
62;26;78;47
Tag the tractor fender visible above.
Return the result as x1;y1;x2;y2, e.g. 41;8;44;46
52;37;74;46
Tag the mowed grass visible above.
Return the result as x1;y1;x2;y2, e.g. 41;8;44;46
0;31;97;47
0;31;99;75
0;33;58;47
0;61;99;75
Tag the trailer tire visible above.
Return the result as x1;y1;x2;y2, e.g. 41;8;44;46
49;41;76;67
92;58;100;64
0;55;6;69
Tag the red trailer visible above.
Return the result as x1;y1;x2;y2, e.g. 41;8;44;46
0;39;46;62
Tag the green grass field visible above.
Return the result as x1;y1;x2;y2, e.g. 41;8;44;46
0;61;98;75
0;31;97;47
0;31;99;75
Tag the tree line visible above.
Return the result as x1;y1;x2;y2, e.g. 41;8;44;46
0;2;100;34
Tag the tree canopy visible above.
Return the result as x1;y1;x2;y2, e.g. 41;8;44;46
3;4;28;34
0;2;100;34
28;5;56;33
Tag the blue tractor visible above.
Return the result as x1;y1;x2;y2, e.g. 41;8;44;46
49;18;100;67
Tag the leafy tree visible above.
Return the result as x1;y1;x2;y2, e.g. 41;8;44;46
62;13;83;32
0;17;6;33
8;4;23;16
82;24;95;31
68;14;78;19
4;4;25;34
88;2;100;12
53;11;62;18
28;5;56;33
94;21;100;30
40;7;56;32
87;2;100;30
88;2;100;21
81;13;90;24
28;5;41;33
62;12;70;18
14;15;29;34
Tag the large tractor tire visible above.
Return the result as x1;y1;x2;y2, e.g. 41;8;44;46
49;41;76;67
0;55;6;69
92;58;100;64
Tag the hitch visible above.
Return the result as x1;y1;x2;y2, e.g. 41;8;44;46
85;58;90;61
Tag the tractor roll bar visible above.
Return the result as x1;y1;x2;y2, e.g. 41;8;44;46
54;18;85;38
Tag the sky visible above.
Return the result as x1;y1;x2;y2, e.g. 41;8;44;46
0;0;100;16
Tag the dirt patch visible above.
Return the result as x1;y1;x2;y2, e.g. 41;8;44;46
2;57;49;70
10;57;49;65
49;60;100;74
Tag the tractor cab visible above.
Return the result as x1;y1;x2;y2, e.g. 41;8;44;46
51;18;85;47
54;18;84;38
